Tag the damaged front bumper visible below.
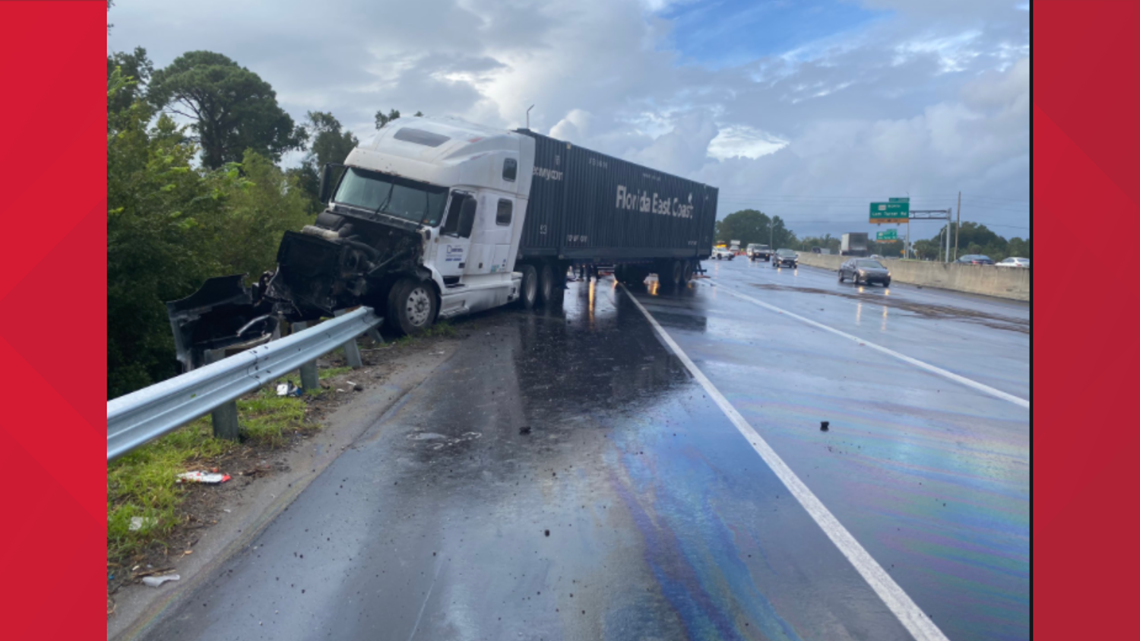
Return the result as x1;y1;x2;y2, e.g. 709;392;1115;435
166;274;279;372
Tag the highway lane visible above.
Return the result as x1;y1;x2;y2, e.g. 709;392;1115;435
636;259;1029;641
702;258;1029;400
137;264;1029;641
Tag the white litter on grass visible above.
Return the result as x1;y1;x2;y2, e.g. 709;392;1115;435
142;574;180;588
128;516;157;532
177;471;231;484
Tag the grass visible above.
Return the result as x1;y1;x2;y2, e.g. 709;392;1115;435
386;320;458;347
319;366;353;380
107;387;314;566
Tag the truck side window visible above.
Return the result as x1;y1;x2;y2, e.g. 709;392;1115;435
442;195;465;236
496;199;512;225
457;198;477;238
502;158;517;182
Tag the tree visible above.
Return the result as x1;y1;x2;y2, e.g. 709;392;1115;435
715;209;798;248
148;51;305;169
210;150;314;279
375;109;400;130
108;72;311;397
286;111;360;210
107;47;153;115
913;239;940;260
801;234;841;254
716;209;769;246
375;108;424;130
1006;237;1031;258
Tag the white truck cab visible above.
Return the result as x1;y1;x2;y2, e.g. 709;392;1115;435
289;117;540;333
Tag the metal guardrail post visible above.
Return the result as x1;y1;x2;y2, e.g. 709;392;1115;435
204;349;241;440
336;309;364;369
292;321;320;391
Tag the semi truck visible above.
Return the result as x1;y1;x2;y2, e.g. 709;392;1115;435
840;233;869;257
167;116;719;370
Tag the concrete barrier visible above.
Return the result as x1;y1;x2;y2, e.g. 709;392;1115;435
794;253;1030;301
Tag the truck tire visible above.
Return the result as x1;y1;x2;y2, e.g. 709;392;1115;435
681;259;695;284
387;278;438;336
619;265;648;288
518;263;538;309
539;261;564;308
658;260;682;293
538;262;555;307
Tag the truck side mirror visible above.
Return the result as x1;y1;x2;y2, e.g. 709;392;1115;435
319;163;344;204
458;198;477;238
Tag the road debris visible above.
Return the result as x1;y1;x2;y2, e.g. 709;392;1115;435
129;516;157;532
141;574;180;588
276;381;302;397
820;421;830;431
177;471;232;484
519;426;532;435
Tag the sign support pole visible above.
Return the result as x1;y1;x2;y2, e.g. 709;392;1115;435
944;210;952;263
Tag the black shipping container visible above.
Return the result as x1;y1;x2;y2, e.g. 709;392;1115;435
515;129;717;262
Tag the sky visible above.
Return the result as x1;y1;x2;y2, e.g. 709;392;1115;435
107;0;1030;241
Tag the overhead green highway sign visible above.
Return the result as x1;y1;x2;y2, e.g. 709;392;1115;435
870;201;909;223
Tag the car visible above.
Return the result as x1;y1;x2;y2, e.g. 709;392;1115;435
996;257;1030;268
746;243;772;261
771;248;798;268
956;254;994;265
870;254;885;260
712;247;735;260
838;258;891;286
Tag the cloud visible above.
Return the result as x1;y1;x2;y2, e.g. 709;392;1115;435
108;0;1029;237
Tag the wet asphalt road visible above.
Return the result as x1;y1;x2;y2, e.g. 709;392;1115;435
143;260;1029;641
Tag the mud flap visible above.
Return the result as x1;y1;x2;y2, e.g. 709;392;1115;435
166;274;278;372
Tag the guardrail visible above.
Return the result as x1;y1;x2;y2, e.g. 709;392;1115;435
107;307;384;461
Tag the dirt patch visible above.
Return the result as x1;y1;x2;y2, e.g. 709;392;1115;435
748;282;1030;334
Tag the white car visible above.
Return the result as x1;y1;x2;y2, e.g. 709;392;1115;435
712;247;735;260
996;257;1030;268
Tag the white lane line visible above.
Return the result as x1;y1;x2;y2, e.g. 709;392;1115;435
708;279;1030;410
620;284;950;641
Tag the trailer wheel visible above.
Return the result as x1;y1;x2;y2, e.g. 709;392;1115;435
387;278;438;336
657;260;682;293
518;264;538;309
681;259;695;284
538;261;563;308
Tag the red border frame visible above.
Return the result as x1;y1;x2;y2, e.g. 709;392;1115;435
0;1;106;637
0;1;1132;637
1034;2;1138;639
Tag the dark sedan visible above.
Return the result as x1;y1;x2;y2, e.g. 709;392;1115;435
838;258;891;287
956;254;994;265
771;249;798;268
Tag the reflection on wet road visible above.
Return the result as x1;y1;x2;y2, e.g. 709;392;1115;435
143;261;1029;641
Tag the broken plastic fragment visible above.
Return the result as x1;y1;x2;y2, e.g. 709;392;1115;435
177;471;231;484
142;574;180;588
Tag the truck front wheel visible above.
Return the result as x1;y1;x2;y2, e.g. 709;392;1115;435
387;278;438;336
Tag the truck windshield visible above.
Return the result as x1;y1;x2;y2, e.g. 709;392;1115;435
333;167;448;226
